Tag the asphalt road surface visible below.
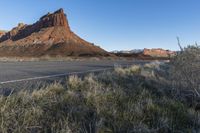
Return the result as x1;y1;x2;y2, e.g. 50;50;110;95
0;59;147;94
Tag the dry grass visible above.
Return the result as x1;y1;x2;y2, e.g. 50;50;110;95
0;56;115;62
0;59;199;132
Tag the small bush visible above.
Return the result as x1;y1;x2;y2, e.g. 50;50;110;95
170;45;200;99
115;65;141;75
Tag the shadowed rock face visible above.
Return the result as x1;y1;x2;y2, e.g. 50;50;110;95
0;8;109;57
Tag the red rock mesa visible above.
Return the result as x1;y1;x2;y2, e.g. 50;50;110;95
143;48;175;57
0;8;109;57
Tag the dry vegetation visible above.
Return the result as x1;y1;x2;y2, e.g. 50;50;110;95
0;56;113;62
170;45;200;99
0;45;200;133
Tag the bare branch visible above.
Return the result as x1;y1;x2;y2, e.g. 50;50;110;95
176;37;183;51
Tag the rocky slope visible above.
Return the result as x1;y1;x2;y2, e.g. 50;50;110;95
0;9;109;57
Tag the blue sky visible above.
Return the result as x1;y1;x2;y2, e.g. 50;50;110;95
0;0;200;51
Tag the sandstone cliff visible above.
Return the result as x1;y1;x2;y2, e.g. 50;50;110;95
143;48;175;57
0;9;109;57
0;30;6;38
112;48;176;60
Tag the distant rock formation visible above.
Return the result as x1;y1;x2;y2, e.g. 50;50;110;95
143;48;175;57
0;8;109;57
112;48;176;60
0;30;6;37
111;49;143;54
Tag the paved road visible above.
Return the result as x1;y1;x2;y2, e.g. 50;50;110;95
0;60;141;83
0;60;148;94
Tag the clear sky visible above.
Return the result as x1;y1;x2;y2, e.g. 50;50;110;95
0;0;200;51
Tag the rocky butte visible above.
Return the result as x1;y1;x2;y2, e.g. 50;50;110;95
0;8;109;57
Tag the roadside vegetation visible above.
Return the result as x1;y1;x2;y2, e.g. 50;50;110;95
0;45;200;133
0;56;111;62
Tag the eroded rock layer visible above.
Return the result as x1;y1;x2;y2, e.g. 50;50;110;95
143;48;175;57
0;9;109;57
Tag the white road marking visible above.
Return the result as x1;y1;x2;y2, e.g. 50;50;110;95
0;68;113;85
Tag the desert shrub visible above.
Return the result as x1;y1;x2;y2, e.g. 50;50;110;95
0;64;200;132
115;65;141;75
170;45;200;101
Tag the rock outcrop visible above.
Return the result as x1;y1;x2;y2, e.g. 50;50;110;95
112;48;176;60
143;48;175;57
0;9;71;43
0;8;109;57
0;30;6;37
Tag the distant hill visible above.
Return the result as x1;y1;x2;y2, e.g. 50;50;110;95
0;9;109;57
112;48;176;60
111;49;143;54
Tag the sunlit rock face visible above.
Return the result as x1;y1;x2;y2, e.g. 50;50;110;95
143;48;176;57
0;8;109;57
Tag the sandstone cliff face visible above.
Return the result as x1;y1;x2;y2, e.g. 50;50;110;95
143;48;175;57
0;9;109;57
0;30;6;38
0;9;70;43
